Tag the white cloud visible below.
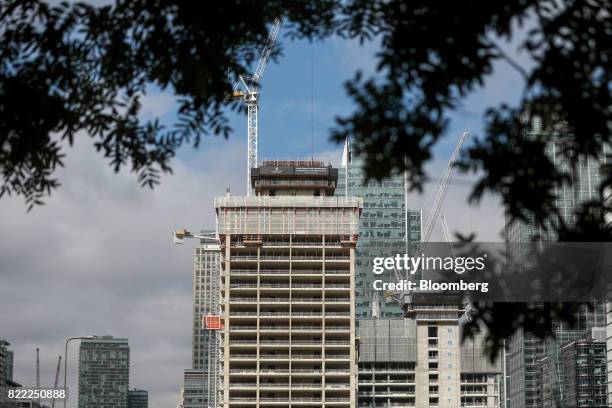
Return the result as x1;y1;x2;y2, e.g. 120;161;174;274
0;136;245;408
140;91;178;120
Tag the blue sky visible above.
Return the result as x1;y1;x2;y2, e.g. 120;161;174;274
170;26;530;238
173;25;529;182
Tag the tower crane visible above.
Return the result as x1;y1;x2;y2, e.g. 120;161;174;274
230;15;283;196
419;131;470;255
380;131;470;308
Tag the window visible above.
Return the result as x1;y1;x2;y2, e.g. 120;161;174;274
428;326;438;338
429;374;438;382
428;362;438;370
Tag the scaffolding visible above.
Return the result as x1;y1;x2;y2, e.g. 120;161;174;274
215;196;362;236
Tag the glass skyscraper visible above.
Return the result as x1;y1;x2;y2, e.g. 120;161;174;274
337;139;421;320
128;389;148;408
78;336;130;408
183;240;221;408
505;121;609;408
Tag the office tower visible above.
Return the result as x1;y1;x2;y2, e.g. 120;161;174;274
505;119;610;408
78;336;130;408
128;389;148;408
216;159;362;408
183;239;221;408
182;369;206;408
337;139;421;320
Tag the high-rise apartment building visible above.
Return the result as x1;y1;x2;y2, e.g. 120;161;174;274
337;139;421;320
357;319;418;407
182;240;222;408
402;292;503;408
128;389;149;408
78;336;130;408
216;159;362;408
538;329;608;408
560;330;607;408
607;302;612;407
505;120;610;408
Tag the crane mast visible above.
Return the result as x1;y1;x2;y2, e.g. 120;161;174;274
51;356;62;408
232;15;283;196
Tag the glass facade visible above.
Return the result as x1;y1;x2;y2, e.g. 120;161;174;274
507;135;610;242
128;389;148;408
505;126;609;408
337;140;421;321
78;336;129;408
186;241;221;408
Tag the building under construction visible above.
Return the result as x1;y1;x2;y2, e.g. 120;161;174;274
215;159;362;407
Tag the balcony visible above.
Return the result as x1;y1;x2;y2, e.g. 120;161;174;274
325;326;350;332
260;354;290;360
230;354;257;360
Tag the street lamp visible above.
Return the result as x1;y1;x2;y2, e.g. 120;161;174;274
63;335;101;408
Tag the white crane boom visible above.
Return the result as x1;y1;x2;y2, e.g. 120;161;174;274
420;132;469;251
173;229;218;245
253;17;283;83
440;212;456;259
231;15;283;196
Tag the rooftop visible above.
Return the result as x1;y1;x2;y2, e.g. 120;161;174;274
260;159;330;167
214;195;362;209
